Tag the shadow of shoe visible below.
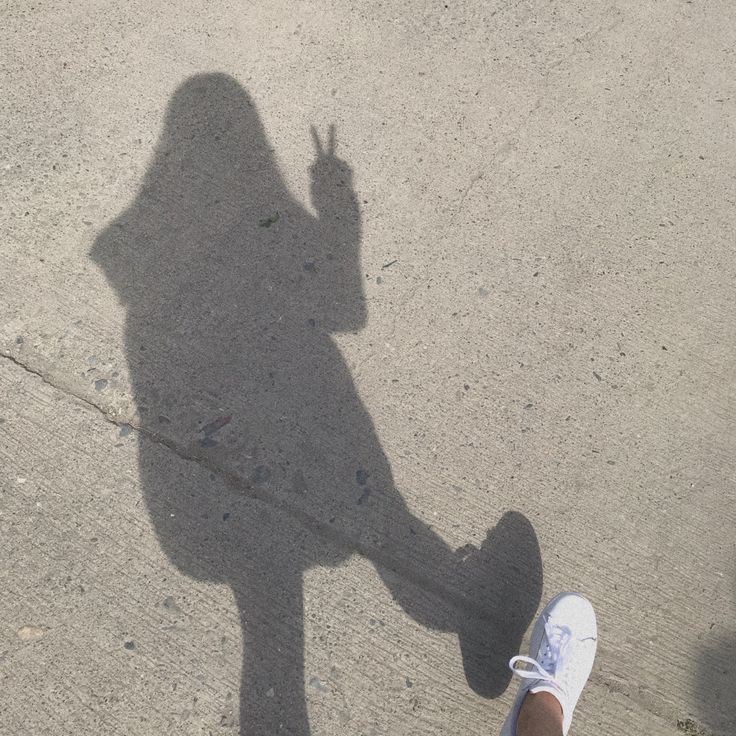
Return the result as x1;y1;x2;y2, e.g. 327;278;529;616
456;511;543;697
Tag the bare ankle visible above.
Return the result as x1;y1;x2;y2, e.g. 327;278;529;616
516;691;564;736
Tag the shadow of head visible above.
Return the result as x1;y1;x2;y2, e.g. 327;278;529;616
91;71;366;337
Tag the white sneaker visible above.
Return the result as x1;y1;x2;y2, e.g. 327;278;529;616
499;592;597;736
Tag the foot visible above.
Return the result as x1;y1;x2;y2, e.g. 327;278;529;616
500;592;597;736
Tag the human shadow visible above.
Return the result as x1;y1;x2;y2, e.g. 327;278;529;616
92;73;543;734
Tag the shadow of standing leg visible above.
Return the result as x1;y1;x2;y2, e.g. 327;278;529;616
234;563;308;736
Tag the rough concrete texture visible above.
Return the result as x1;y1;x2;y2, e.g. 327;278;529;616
1;1;735;735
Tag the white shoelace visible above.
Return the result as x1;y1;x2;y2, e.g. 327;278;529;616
508;620;573;697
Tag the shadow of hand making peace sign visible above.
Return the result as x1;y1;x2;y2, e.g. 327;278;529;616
91;73;543;735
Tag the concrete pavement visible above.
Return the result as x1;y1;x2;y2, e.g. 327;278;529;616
1;1;735;734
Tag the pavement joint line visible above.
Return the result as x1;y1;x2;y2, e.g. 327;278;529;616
0;348;90;404
0;347;498;624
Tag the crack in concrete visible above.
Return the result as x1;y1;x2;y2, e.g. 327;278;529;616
371;10;626;354
545;15;625;74
0;348;99;406
455;171;485;216
0;347;495;623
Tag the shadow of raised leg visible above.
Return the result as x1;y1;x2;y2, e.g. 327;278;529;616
374;510;542;699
